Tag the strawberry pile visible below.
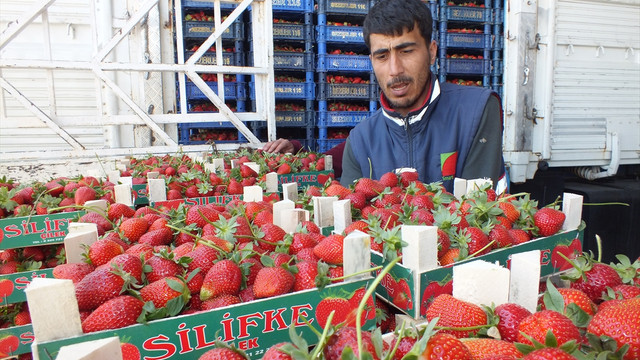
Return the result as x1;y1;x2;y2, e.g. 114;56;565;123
0;175;113;219
326;75;369;84
327;102;369;112
0;244;64;275
275;103;306;111
197;252;640;360
447;53;485;60
446;1;486;7
189;102;237;112
198;73;236;82
190;129;239;142
447;78;483;87
274;45;304;52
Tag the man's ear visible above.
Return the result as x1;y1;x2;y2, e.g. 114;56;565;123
429;40;438;66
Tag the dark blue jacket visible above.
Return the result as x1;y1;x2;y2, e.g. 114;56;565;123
340;77;505;192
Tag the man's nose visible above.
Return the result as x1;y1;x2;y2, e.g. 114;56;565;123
388;52;404;76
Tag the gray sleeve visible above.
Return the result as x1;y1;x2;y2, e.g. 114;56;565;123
339;138;363;186
459;95;505;187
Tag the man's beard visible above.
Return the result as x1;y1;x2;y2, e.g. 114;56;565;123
384;75;417;109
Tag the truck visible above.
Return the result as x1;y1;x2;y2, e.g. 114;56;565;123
0;0;638;259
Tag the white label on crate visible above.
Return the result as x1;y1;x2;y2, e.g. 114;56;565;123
119;176;133;187
282;182;298;202
266;173;279;193
212;158;225;173
245;162;260;174
280;209;309;234
453;259;510;307
243;186;263;202
204;163;217;174
148;178;167;202
273;199;295;228
107;170;121;183
324;155;333;172
562;193;583;231
231;159;241;169
466;178;492;195
84;200;107;215
313;196;337;228
55;336;123;360
333;199;352;234
64;228;98;264
114;184;133;206
401;225;438;273
67;222;98;235
453;178;467;200
509;250;541;313
25;278;83;342
146;171;160;179
343;230;371;280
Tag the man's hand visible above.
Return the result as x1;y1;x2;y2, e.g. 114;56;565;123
262;138;295;154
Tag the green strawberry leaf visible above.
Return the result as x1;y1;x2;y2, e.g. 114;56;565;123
565;303;591;328
542;278;565;313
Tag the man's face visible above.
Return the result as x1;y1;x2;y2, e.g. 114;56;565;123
369;26;437;116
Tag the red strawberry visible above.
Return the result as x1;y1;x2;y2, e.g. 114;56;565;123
75;266;132;311
420;278;453;316
74;186;97;205
259;223;286;252
293;260;318;291
138;228;173;246
0;279;14;300
498;201;520;224
489;224;514;248
186;245;220;274
120;343;141;360
587;297;640;360
201;294;242;310
198;346;248;360
566;260;622;303
344;191;367;210
313;234;344;265
324;327;379;360
119;217;149;243
463;226;491;256
78;212;112;233
87;238;124;266
425;294;487;338
354;178;384;200
200;259;242;300
145;254;184;283
262;342;297;360
82;295;144;333
379;172;399;188
517;310;581;346
461;338;522;359
289;232;317;255
522;348;577;360
546;287;596;315
13;308;31;325
421;333;472;360
509;228;531;244
346;287;376;326
52;263;95;284
389;334;416;360
325;182;351;199
534;207;566;237
315;297;352;328
140;276;189;309
186;205;220;228
253;266;294;299
108;203;135;221
125;243;155;261
227;179;243;195
494;302;532;342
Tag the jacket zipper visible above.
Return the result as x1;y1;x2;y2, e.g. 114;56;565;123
404;117;413;169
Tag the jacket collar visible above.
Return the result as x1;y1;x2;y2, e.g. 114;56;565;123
381;74;440;126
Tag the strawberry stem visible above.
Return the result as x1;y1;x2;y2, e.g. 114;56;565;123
583;202;629;206
596;234;602;263
310;311;335;359
165;224;226;252
356;256;402;359
329;265;383;282
468;239;496;259
434;323;493;331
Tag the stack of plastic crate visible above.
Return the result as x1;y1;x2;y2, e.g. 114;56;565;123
177;0;248;145
491;0;504;97
315;0;378;153
249;0;315;149
437;0;495;90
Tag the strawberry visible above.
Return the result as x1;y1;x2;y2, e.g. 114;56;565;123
588;297;640;359
410;194;434;211
262;342;297;360
227;179;243;195
354;178;384;200
201;294;242;310
13;308;31;325
564;258;622;303
186;205;220;228
547;287;596;315
489;224;514;248
22;246;45;261
74;266;133;311
0;278;14;299
277;163;292;174
125;243;155;261
610;284;640;299
346;287;376;326
253;211;273;228
509;228;531;244
140;276;190;309
0;335;19;357
461;338;521;359
498;201;520;224
52;263;95;283
138;228;173;246
379;172;399;188
259;223;286;252
517;310;581;346
87;238;124;266
533;207;566;237
522;348;576;360
253;266;294;299
119;217;149;243
315;296;352;328
324;327;380;360
313;234;344;265
388;334;417;360
120;343;141;360
494;302;532;342
289;232;317;255
462;226;491;256
200;259;242;300
293;260;318;291
74;186;97;205
344;191;367;210
145;254;184;283
100;253;144;283
420;278;453;316
399;171;419;187
439;248;461;266
421;332;472;360
295;248;319;263
81;295;144;333
108;203;135;221
198;345;248;360
325;182;351;199
425;294;487;338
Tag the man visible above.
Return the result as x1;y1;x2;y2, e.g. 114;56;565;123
340;0;506;193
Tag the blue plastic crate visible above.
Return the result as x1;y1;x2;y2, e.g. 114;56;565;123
272;0;314;12
491;59;503;76
184;20;244;40
441;6;492;23
441;32;492;49
316;25;364;44
184;51;244;66
441;58;490;75
249;81;315;100
316;54;372;72
318;82;378;100
317;110;371;127
185;81;246;101
275;110;315;126
272;23;314;41
183;0;237;9
317;0;374;15
274;51;315;70
317;138;346;153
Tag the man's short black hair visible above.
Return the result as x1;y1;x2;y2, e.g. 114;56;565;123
363;0;434;50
